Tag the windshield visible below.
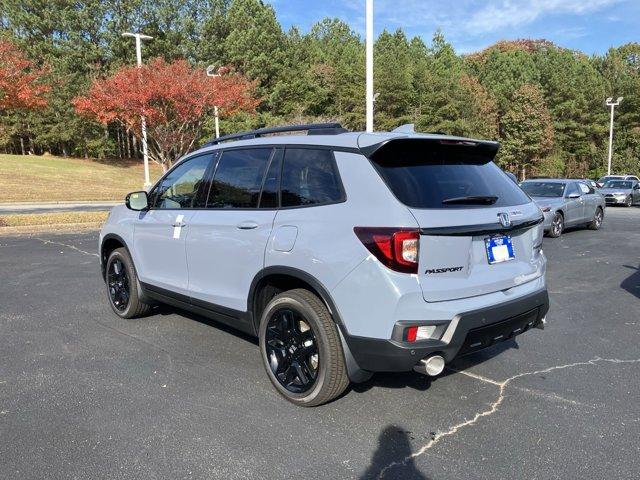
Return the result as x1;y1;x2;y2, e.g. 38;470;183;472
603;180;632;189
370;141;530;209
520;182;565;197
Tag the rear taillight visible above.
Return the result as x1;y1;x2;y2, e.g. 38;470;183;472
353;227;420;274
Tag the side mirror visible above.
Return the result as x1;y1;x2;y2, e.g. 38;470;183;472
567;193;581;199
634;185;640;190
125;191;149;211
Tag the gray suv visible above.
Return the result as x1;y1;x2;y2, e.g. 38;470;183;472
100;124;549;406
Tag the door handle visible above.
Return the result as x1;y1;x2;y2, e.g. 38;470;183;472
237;221;258;230
172;221;186;227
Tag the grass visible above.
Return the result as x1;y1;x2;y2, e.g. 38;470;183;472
0;154;163;202
0;211;108;227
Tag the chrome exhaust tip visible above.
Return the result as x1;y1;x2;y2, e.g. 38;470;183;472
413;355;445;377
535;316;546;330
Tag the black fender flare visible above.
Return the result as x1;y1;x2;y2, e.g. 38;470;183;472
247;266;372;383
100;233;151;304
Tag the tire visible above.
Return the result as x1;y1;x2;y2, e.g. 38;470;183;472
548;212;564;238
105;247;152;319
624;196;632;207
259;289;349;407
588;207;604;230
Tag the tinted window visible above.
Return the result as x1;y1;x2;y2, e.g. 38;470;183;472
603;180;632;189
281;149;343;207
371;142;530;209
153;155;212;209
521;182;565;197
207;148;272;208
259;150;282;209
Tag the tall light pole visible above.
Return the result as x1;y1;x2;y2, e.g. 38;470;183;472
122;32;154;189
206;65;221;139
365;0;374;132
605;96;623;176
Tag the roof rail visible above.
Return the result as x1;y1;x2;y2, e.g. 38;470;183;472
203;123;348;146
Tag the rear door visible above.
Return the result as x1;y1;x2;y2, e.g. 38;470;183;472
368;138;544;302
186;147;277;312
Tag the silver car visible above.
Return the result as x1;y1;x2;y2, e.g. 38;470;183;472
520;179;606;237
599;179;640;207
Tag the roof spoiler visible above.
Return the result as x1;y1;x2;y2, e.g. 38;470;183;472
360;137;500;160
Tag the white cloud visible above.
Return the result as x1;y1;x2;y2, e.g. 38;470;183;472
464;0;622;33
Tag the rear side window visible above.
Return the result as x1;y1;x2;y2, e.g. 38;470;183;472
207;148;272;208
370;140;530;209
281;148;343;207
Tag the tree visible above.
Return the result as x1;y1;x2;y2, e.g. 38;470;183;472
74;58;258;169
0;39;49;110
500;84;554;180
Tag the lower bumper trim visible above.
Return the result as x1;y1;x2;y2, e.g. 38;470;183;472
342;288;549;373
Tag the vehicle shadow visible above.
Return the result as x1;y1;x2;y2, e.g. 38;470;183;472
359;425;431;480
621;264;640;300
351;339;518;394
152;303;259;346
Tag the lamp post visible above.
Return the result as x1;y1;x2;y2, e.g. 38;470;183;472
605;96;623;176
122;32;153;189
365;0;374;132
206;64;221;139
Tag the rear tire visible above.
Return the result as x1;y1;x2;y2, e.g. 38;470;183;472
548;212;564;238
105;248;152;319
588;207;604;230
259;289;349;407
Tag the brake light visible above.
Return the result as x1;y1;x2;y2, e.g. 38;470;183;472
353;227;420;274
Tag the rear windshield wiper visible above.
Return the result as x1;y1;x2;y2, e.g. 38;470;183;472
442;195;498;205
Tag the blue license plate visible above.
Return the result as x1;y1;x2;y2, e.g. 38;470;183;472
485;235;515;264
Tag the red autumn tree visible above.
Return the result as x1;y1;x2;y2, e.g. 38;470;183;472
0;39;49;110
74;59;259;169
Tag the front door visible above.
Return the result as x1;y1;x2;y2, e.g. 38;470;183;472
564;182;585;225
186;147;279;313
134;154;214;295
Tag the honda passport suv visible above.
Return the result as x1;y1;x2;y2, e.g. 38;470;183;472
100;123;549;406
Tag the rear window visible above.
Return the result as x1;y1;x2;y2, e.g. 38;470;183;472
370;140;530;209
521;182;565;197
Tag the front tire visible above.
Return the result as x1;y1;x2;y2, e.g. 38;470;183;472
105;248;152;319
588;207;604;230
548;212;564;238
259;289;349;407
624;196;632;207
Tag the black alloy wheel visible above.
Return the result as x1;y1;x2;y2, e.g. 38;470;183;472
107;257;130;312
265;308;319;394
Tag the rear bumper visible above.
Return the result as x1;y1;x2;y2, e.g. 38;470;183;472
342;288;549;373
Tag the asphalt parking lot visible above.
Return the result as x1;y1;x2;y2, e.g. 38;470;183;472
1;207;639;480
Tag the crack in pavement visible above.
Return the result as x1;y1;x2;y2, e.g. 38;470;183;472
35;237;99;257
377;356;640;479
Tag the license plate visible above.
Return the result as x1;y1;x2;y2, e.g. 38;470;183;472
485;235;515;264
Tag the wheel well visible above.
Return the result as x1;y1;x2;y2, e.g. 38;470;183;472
252;274;327;329
556;209;564;218
100;237;125;278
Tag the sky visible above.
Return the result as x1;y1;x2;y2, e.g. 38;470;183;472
265;0;639;55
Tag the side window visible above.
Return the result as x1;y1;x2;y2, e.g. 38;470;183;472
565;183;580;197
207;148;272;208
153;155;212;209
578;182;591;195
259;150;282;209
281;148;343;207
